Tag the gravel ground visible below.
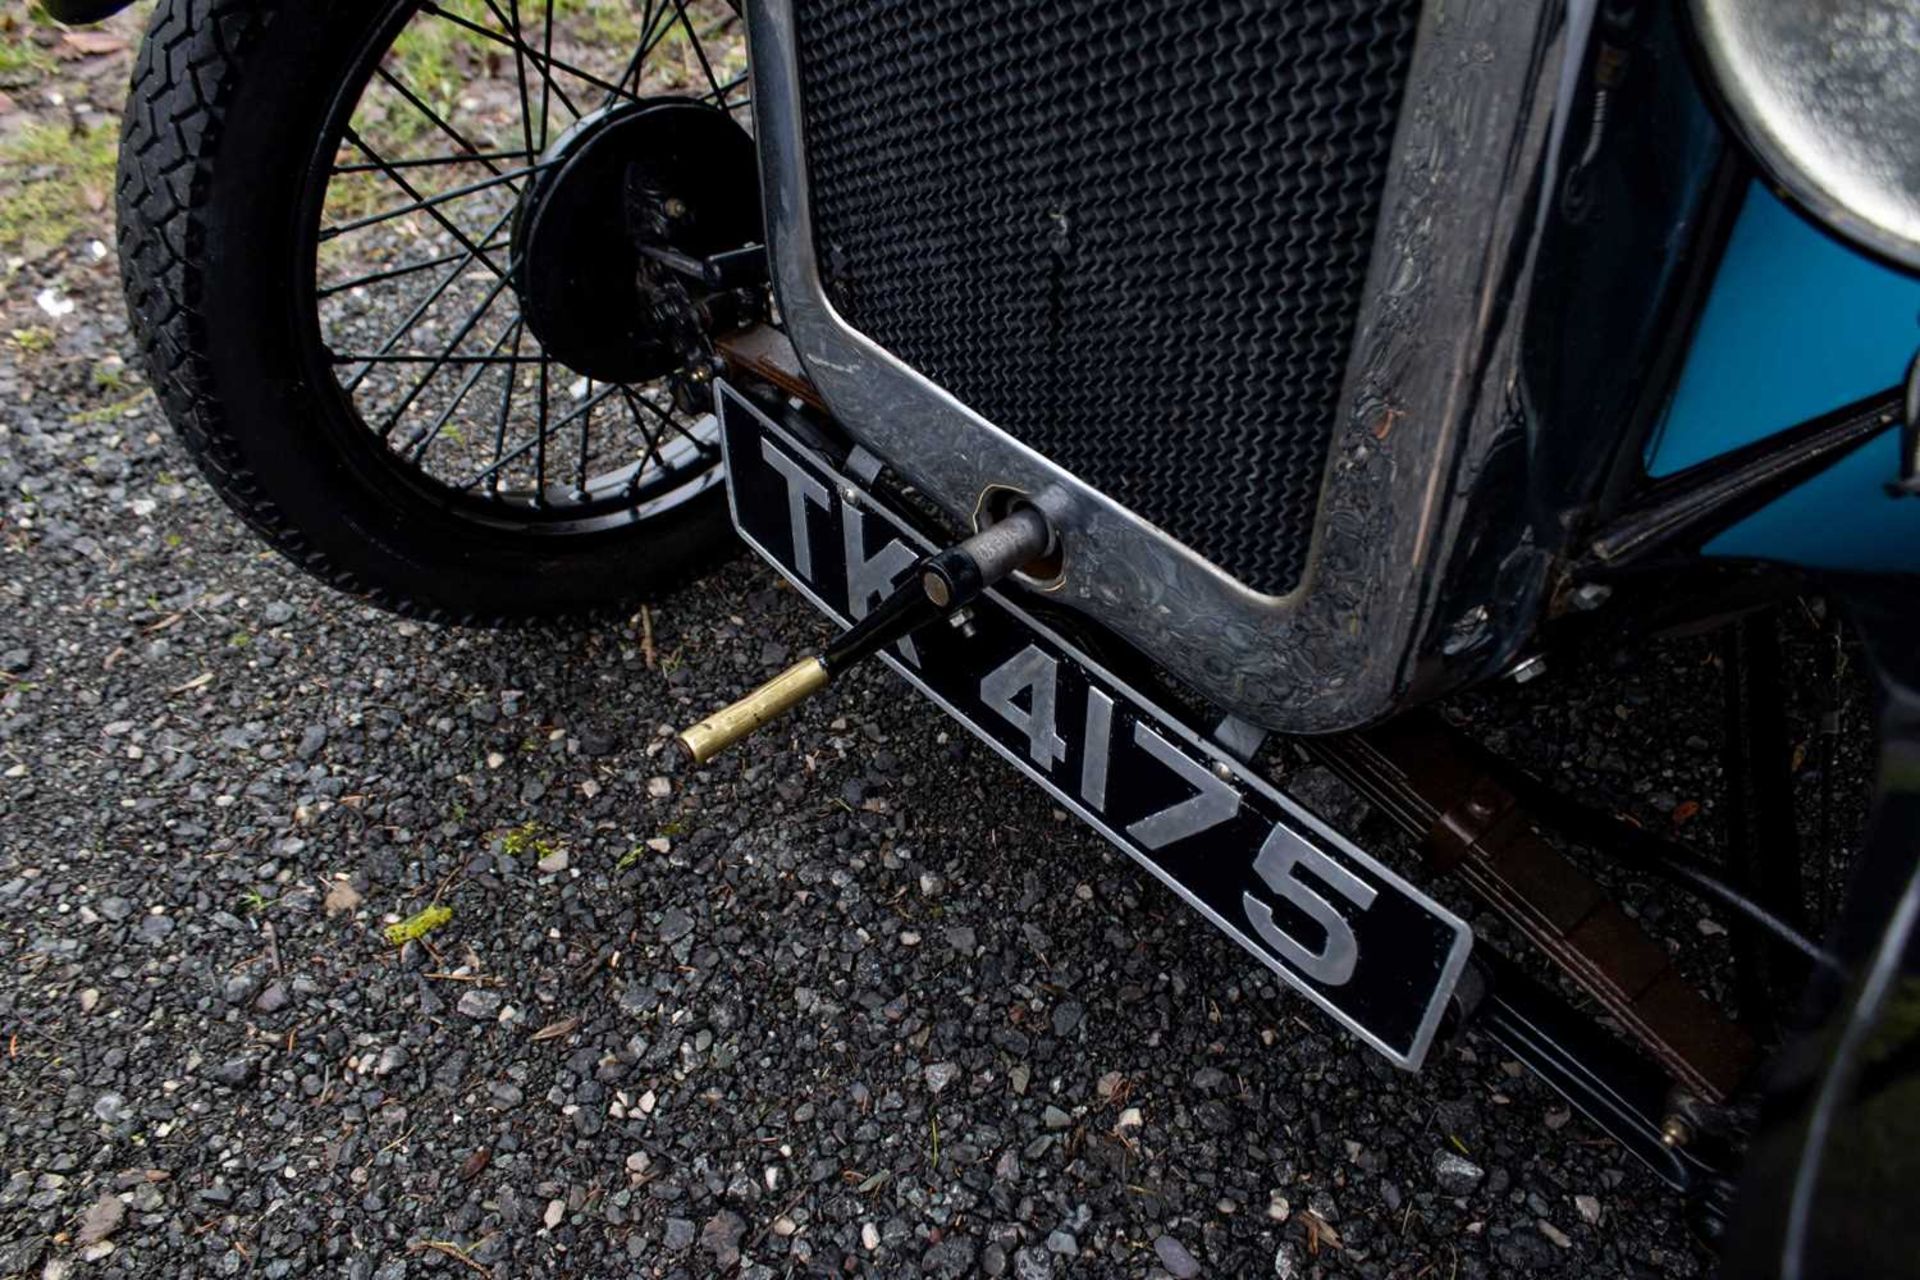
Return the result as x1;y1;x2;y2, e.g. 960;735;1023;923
0;12;1880;1280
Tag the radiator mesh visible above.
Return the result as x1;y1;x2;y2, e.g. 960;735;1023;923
793;0;1420;592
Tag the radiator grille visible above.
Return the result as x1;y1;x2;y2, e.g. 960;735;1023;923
793;0;1420;594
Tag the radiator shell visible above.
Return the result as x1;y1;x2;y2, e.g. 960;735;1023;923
794;0;1421;595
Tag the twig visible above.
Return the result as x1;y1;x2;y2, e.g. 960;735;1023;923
410;1239;491;1278
640;606;657;669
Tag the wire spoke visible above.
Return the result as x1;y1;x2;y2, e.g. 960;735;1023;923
463;381;625;490
627;384;719;455
475;0;582;124
331;352;532;366
318;236;514;299
575;377;594;493
408;315;525;465
673;0;729;104
621;384;674;489
534;350;552;492
702;70;750;109
372;268;520;438
506;0;537;162
487;322;525;496
538;0;557;150
331;149;533;175
333;199;518;394
340;127;513;282
605;0;668;108
416;0;599;124
319;161;542;240
373;66;523;191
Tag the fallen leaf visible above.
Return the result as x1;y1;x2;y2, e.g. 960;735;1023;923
60;31;127;56
459;1148;491;1181
383;904;452;946
1670;799;1701;825
1302;1211;1342;1254
531;1016;579;1043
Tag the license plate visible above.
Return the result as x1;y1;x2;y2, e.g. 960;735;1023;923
715;384;1472;1069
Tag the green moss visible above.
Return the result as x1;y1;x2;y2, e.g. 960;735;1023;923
384;903;453;945
0;119;118;259
502;820;557;859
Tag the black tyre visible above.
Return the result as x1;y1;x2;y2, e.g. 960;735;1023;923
117;0;751;622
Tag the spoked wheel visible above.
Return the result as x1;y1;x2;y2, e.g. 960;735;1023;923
119;0;753;620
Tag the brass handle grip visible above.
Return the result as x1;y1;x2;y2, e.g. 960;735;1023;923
675;657;830;765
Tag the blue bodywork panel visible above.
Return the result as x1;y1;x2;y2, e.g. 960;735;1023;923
1643;184;1920;573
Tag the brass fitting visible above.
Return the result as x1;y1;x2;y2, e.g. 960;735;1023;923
675;657;829;765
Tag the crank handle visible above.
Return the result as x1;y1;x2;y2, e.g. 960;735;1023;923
674;506;1051;764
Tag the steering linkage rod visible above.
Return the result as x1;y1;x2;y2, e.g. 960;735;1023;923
675;506;1052;765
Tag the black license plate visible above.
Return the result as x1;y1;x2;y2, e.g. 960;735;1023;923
715;384;1472;1069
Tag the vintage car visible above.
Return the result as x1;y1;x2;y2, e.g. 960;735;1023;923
52;0;1920;1271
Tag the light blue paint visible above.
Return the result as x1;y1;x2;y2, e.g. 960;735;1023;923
1705;425;1918;573
1643;183;1920;573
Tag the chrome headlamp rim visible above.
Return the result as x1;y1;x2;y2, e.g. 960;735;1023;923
1690;0;1920;275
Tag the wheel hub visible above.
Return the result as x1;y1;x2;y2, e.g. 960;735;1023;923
511;99;759;384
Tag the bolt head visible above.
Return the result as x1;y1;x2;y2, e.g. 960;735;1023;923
1508;654;1548;685
1570;583;1613;611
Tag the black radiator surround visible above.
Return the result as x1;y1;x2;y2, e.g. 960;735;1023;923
792;0;1421;596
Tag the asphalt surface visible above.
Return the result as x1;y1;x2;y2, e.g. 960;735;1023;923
0;15;1881;1280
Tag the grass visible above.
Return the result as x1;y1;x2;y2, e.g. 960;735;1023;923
0;118;118;260
65;387;153;426
0;38;54;87
9;326;55;354
325;1;499;220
